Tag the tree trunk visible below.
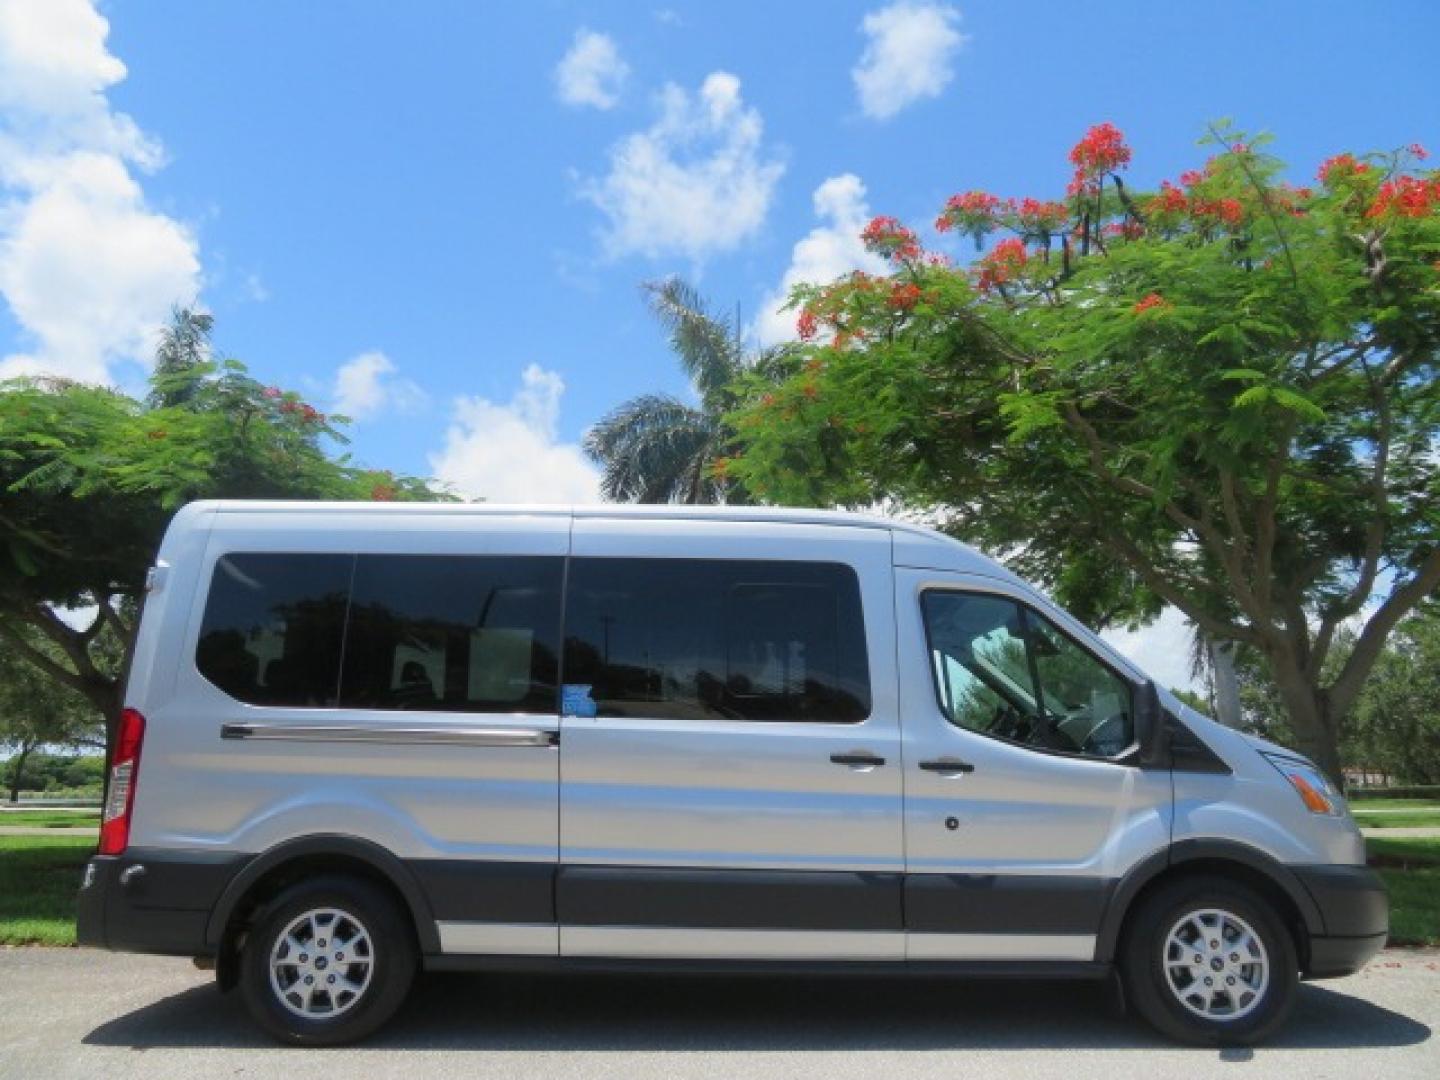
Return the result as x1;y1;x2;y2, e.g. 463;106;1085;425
1207;639;1243;729
8;739;36;804
1267;648;1345;788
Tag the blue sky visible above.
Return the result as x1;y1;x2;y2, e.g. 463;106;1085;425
2;1;1437;686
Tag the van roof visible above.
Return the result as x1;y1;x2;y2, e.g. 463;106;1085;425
184;500;1021;581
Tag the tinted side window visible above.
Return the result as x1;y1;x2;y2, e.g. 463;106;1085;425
921;591;1133;759
196;553;353;706
562;559;870;723
339;555;562;714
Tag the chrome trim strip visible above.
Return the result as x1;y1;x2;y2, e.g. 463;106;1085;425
561;926;904;960
438;921;558;956
906;933;1096;961
220;722;558;747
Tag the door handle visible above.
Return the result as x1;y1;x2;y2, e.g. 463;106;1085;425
918;758;975;774
830;752;886;768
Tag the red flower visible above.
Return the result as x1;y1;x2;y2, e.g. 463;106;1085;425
887;281;922;310
860;215;921;262
1151;181;1188;214
263;386;282;399
1068;122;1132;194
937;190;1001;233
1013;196;1069;232
370;483;397;502
796;308;819;341
1366;175;1440;219
1317;153;1370;184
1409;143;1429;161
1192;197;1244;226
1179;170;1204;188
975;237;1028;293
1133;292;1168;315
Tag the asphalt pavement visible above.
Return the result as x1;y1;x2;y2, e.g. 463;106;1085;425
0;947;1435;1080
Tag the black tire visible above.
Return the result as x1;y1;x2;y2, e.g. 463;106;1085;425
1121;875;1298;1046
239;874;417;1046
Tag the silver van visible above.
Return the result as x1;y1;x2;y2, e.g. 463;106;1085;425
77;501;1386;1046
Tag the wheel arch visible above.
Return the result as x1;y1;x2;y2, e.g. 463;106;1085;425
1096;840;1324;967
205;835;441;959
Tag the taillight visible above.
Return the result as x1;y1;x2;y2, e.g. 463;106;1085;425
99;708;146;855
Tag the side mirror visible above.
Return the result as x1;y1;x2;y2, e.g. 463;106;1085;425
1134;680;1169;767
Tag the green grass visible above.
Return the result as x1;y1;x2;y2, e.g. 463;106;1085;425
1367;834;1440;865
0;810;100;828
1352;809;1440;828
1349;798;1440;812
0;834;93;946
1367;835;1440;946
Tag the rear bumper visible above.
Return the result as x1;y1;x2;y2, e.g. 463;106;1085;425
1292;863;1389;979
76;850;250;956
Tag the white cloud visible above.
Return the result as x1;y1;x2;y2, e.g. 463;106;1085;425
754;173;890;345
429;364;600;503
242;272;269;303
555;29;629;110
852;2;966;120
1100;606;1201;694
581;71;784;262
331;350;426;421
0;0;201;385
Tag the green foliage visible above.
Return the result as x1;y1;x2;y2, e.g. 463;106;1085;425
585;279;784;503
0;309;436;730
0;627;102;799
0;753;104;796
1170;688;1211;714
1341;603;1440;784
729;125;1440;781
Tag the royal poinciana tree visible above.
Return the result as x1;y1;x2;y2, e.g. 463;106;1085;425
730;124;1440;784
0;310;433;749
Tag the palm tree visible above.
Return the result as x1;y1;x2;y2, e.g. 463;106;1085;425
585;279;761;504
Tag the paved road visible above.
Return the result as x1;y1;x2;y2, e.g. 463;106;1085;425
0;949;1435;1080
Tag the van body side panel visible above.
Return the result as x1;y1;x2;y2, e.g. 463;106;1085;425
557;519;904;958
894;568;1173;958
127;510;568;953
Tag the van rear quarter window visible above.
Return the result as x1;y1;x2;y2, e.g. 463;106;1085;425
340;555;562;713
195;552;563;712
562;558;870;722
196;553;352;706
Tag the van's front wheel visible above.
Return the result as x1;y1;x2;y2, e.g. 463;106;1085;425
239;875;416;1045
1121;876;1298;1046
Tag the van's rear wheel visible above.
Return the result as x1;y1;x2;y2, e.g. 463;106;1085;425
240;875;416;1045
1121;875;1297;1046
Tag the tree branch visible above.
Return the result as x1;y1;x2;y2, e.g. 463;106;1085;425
1328;358;1392;620
1327;547;1440;719
1063;402;1267;621
1094;527;1261;646
0;620;91;698
19;604;106;690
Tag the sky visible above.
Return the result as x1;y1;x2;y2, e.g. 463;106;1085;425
1;0;1437;691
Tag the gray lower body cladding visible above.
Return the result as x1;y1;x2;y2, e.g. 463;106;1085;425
75;849;1387;980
